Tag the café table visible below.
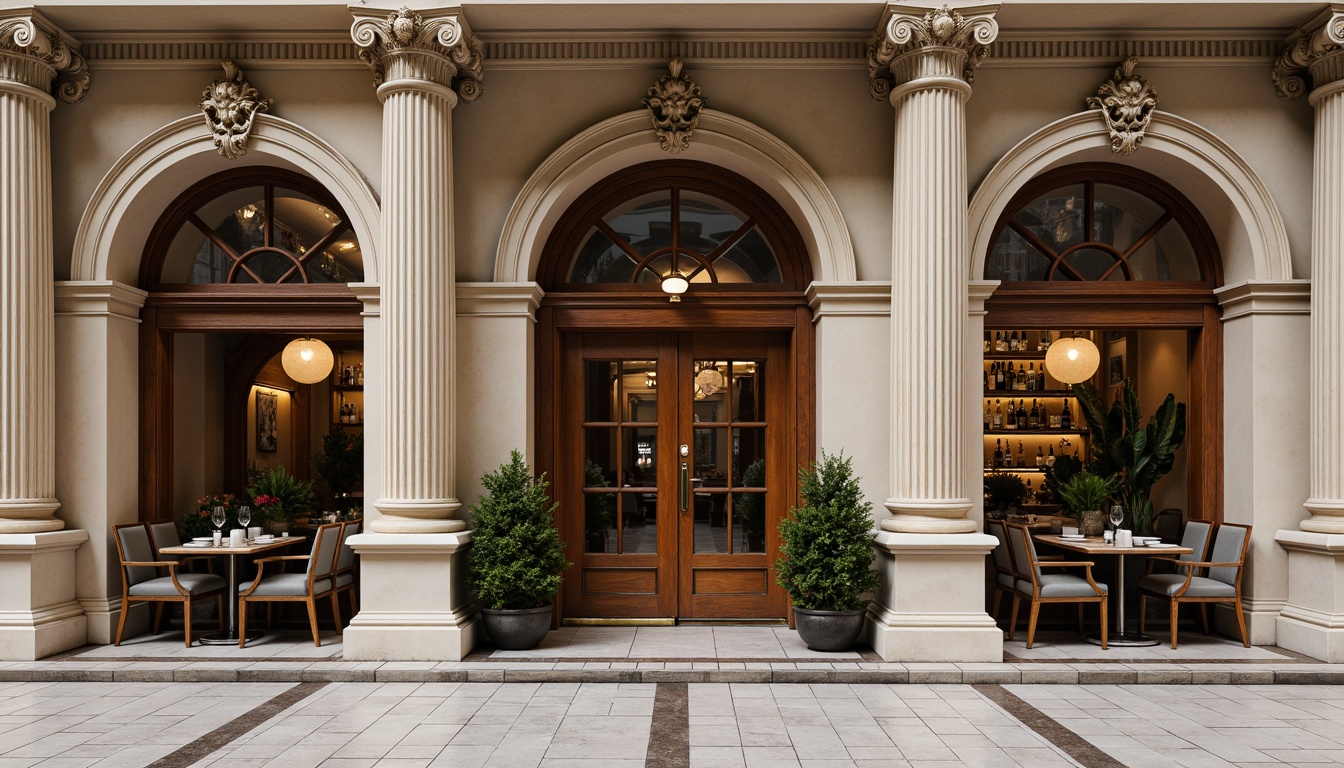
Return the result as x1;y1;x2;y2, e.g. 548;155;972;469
1032;534;1193;647
159;535;307;645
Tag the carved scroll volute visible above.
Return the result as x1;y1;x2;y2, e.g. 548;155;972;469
350;6;484;103
1087;55;1158;155
867;3;999;101
642;57;705;154
199;59;271;160
0;13;90;103
1273;9;1344;100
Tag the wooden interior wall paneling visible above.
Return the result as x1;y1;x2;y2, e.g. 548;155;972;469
139;308;173;523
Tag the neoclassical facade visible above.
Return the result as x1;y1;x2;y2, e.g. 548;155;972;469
2;0;1343;662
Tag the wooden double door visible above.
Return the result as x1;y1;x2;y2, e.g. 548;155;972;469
559;331;793;620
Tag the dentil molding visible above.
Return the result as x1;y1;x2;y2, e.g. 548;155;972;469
0;9;89;102
200;59;270;160
350;6;484;102
1086;55;1157;155
867;3;999;101
1273;5;1344;99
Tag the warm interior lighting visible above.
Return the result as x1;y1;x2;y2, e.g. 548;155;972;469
1044;335;1100;384
281;338;334;384
661;270;689;303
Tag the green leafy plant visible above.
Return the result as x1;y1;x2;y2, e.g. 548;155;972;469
775;450;879;611
1073;380;1186;534
314;428;363;496
1055;472;1119;516
983;472;1030;517
582;460;615;552
737;459;767;549
181;493;240;539
469;451;571;610
1041;454;1084;512
246;466;315;524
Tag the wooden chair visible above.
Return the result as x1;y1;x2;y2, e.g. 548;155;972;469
148;521;214;574
986;520;1019;630
1005;523;1109;649
114;523;225;647
332;521;361;622
1139;522;1251;649
237;522;342;647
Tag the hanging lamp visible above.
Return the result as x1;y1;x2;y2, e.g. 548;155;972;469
281;337;334;384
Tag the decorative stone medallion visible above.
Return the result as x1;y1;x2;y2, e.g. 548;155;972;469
200;59;270;160
1086;55;1157;155
642;57;705;154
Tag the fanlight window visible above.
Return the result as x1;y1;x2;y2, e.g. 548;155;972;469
988;171;1208;283
544;162;807;292
154;171;363;285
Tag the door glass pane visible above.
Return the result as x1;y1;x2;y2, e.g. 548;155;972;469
731;360;765;421
693;489;729;553
621;493;657;553
1015;184;1085;251
1062;247;1121;281
732;492;767;553
621;361;657;421
584;492;618;553
717;227;782;284
585;361;619;421
1128;220;1200;281
692;361;728;421
570;228;635;284
986;227;1051;282
584;429;618;485
694;427;728;483
604;191;672;256
624;427;657;488
733;437;766;488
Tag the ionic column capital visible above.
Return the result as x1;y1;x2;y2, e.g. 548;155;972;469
350;5;483;104
1273;4;1344;100
867;3;999;102
0;9;89;104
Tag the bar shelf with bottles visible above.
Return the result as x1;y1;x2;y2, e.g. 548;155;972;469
331;349;365;428
981;329;1091;481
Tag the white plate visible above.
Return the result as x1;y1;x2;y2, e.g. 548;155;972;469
253;537;275;543
1146;543;1179;548
183;542;213;548
1059;534;1085;539
191;537;214;542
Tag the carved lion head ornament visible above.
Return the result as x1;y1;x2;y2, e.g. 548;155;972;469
1087;55;1158;156
200;59;271;160
643;57;705;154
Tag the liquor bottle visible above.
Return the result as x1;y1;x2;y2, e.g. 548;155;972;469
983;366;989;392
1016;364;1027;391
994;439;1004;468
1009;330;1019;352
1046;445;1056;466
984;401;991;430
1037;367;1046;392
356;363;363;386
995;363;1005;390
1060;401;1072;430
1016;441;1026;467
1004;364;1015;391
993;399;1003;429
1016;400;1028;430
1003;400;1015;430
1026;362;1036;392
983;332;990;353
1003;440;1013;467
1048;404;1062;429
1039;330;1051;352
1029;399;1040;429
1036;446;1045;468
995;331;1006;352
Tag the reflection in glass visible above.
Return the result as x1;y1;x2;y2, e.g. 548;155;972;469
694;427;727;482
584;491;618;553
584;361;619;422
986;228;1051;282
1128;221;1199;280
731;361;765;421
621;361;657;421
620;493;657;554
716;228;781;283
733;492;767;553
734;439;766;487
1062;248;1119;281
570;228;633;284
693;490;730;553
624;427;658;487
584;429;618;484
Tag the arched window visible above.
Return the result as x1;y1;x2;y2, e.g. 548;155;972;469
143;168;364;287
541;161;810;292
987;164;1218;284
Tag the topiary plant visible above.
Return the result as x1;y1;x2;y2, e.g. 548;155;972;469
1056;472;1119;516
468;451;571;610
775;450;879;611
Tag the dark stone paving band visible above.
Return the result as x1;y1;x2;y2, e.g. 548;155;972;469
145;681;328;768
646;682;690;768
974;683;1126;768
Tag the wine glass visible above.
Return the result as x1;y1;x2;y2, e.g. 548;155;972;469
237;506;252;536
1108;505;1125;544
211;505;227;543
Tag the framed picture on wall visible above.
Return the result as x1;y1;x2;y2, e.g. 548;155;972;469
1108;354;1125;387
256;390;278;452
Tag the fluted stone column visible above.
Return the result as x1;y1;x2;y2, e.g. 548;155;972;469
344;6;484;660
0;11;90;659
351;6;482;535
1272;6;1344;661
862;3;1000;662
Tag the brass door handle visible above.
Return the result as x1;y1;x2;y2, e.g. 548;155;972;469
680;462;689;512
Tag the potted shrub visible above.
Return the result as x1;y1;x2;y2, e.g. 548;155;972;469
246;466;315;534
468;451;571;650
775;450;879;651
582;459;614;552
1056;472;1119;536
737;459;767;551
1074;380;1186;535
983;472;1029;519
314;428;363;500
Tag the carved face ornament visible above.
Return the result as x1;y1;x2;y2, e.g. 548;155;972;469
200;60;270;160
643;57;705;154
1087;56;1157;156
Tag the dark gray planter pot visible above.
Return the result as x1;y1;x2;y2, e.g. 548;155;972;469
793;606;867;651
480;604;554;650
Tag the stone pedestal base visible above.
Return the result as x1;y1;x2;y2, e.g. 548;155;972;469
866;531;1001;662
342;531;478;661
0;530;89;660
1276;529;1344;662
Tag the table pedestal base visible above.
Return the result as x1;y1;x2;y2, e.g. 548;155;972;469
1085;631;1159;647
198;630;265;646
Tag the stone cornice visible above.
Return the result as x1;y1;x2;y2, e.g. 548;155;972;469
806;281;892;320
1273;4;1344;99
1215;279;1311;320
0;8;88;102
456;282;543;320
350;5;483;102
53;281;147;322
868;3;999;101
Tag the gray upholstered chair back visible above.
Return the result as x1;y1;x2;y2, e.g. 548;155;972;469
1006;524;1039;580
116;525;158;586
1208;523;1250;586
148;522;181;558
1178;521;1212;564
336;521;360;570
988;520;1012;572
308;523;342;580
